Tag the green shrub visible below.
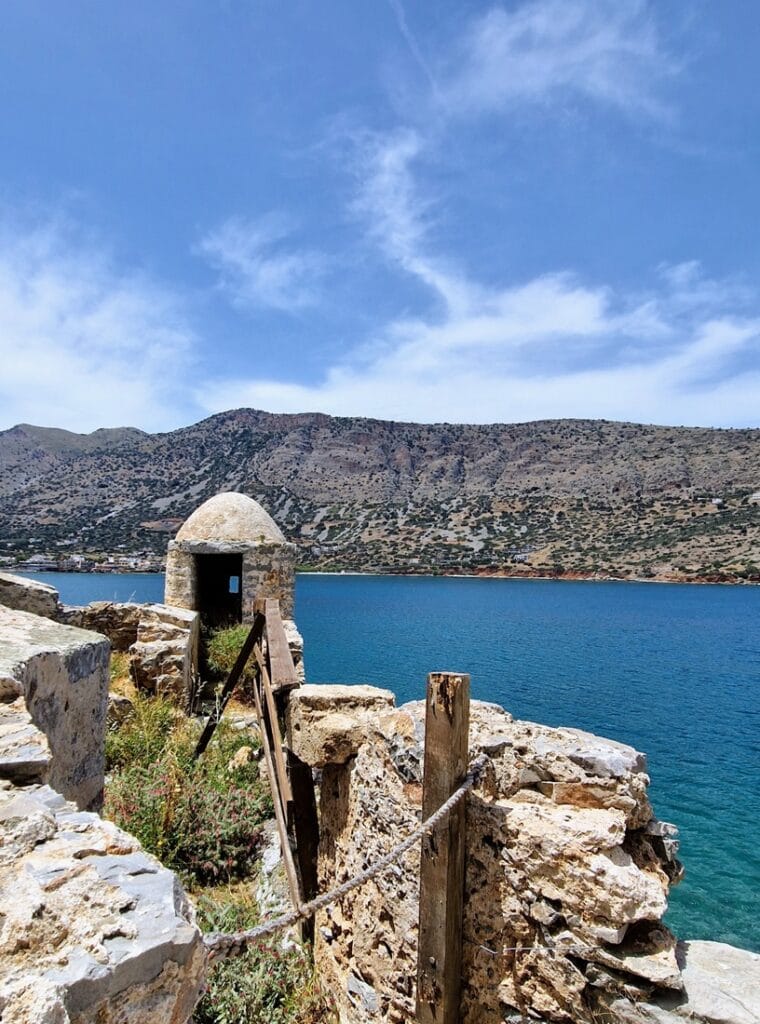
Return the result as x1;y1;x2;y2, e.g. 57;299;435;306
206;623;252;678
105;691;182;769
104;695;271;886
193;891;335;1024
205;624;258;701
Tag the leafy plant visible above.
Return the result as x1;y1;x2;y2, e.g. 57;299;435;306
193;891;335;1024
104;694;271;885
205;623;258;701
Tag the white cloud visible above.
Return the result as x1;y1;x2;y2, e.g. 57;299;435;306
198;214;326;312
193;0;691;431
197;266;760;428
0;219;196;432
386;0;439;95
440;0;676;119
351;129;479;316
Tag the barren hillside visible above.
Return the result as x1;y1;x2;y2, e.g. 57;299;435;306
1;409;758;581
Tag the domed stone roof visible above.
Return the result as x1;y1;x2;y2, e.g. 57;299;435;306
175;492;286;546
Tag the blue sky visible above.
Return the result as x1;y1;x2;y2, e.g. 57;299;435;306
0;0;758;431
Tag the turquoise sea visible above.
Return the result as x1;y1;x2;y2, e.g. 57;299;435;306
23;571;760;951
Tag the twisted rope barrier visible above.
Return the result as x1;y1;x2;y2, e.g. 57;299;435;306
204;753;490;961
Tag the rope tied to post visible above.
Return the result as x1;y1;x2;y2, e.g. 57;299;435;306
204;752;490;961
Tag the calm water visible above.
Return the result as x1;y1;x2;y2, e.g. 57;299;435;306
25;571;760;951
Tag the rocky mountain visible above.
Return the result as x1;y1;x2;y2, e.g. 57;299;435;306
1;409;758;581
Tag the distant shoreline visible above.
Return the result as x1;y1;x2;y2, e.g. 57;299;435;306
12;566;756;587
298;568;757;586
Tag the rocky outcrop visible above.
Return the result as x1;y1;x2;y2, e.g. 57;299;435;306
61;601;144;651
129;603;199;705
0;606;207;1022
0;605;109;811
0;572;61;619
606;941;760;1024
0;783;206;1023
288;687;695;1024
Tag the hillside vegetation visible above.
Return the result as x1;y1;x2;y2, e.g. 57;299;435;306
1;409;758;582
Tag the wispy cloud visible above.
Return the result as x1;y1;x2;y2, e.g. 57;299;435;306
219;0;746;427
351;129;477;316
439;0;677;120
197;259;760;428
198;214;326;312
386;0;439;96
0;217;195;431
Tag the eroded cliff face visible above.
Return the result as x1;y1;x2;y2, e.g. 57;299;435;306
288;687;687;1024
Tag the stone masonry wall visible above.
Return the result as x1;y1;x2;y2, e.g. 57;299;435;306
287;685;759;1024
60;601;144;651
241;543;296;619
129;603;199;705
165;540;297;621
164;546;196;610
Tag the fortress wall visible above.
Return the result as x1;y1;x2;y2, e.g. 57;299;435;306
0;605;109;811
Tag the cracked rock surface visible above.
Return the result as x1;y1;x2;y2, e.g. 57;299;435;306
0;784;206;1023
289;688;755;1024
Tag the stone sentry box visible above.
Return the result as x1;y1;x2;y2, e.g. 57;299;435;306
164;491;296;626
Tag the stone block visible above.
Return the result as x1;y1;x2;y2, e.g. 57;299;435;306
0;572;60;620
128;604;199;707
0;785;206;1023
286;684;395;767
0;699;50;788
0;606;109;811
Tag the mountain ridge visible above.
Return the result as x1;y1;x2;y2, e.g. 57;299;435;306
1;408;758;582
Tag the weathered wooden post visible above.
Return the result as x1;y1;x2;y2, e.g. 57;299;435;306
416;671;470;1024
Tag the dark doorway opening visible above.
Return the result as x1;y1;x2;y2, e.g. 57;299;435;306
195;553;243;629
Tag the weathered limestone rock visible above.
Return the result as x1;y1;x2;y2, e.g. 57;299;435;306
675;941;760;1024
0;784;206;1023
288;689;687;1024
0;601;208;1022
129;604;199;705
58;600;199;707
106;693;134;729
0;572;61;619
0;698;51;786
282;617;306;681
0;606;108;811
603;941;760;1024
60;602;143;651
287;684;395;766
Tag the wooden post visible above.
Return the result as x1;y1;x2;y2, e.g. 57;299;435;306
287;750;320;942
416;672;470;1024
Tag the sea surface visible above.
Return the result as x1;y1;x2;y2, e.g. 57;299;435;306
23;571;760;951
